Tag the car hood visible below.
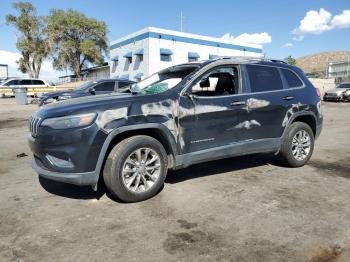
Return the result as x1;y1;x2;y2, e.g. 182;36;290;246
326;88;349;94
36;92;141;119
40;90;78;98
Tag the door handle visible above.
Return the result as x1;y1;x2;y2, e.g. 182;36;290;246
283;96;294;101
230;101;246;106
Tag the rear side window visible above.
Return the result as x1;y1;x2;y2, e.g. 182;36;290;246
246;65;283;92
94;81;115;91
281;69;303;88
32;80;45;85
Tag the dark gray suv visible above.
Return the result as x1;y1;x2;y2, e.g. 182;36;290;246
28;57;323;202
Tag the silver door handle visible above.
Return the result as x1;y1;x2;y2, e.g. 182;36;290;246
230;101;246;106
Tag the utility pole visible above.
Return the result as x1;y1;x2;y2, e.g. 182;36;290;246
347;55;349;78
180;11;183;32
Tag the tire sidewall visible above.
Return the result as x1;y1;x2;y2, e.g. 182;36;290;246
282;122;315;167
107;136;168;202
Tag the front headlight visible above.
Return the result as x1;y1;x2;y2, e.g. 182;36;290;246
44;98;57;104
41;113;97;129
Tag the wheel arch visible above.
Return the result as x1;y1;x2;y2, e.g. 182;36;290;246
94;124;178;181
282;112;317;138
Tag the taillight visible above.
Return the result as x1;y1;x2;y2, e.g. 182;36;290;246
315;88;321;97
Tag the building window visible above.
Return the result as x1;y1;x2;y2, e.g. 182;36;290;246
160;48;173;62
160;54;172;62
134;49;144;62
188;52;200;62
124;52;133;64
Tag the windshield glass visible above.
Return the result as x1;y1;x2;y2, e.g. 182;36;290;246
131;65;199;94
75;81;96;91
337;83;350;89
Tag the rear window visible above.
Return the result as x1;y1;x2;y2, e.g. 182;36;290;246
281;69;303;88
246;65;283;93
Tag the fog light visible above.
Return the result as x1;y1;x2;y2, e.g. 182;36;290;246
46;154;74;168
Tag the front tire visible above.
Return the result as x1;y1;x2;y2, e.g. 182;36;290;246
279;122;314;167
103;135;168;202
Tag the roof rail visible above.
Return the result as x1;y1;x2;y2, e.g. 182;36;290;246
218;56;287;64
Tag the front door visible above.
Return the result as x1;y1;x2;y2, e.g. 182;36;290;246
178;65;245;153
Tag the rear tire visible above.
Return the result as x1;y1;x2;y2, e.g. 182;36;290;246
103;135;168;202
279;122;314;167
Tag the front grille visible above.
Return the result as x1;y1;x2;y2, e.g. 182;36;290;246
325;93;338;97
29;116;41;136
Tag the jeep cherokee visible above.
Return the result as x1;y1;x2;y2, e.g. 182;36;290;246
28;57;323;202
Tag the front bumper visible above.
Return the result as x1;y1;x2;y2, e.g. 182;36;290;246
323;94;342;101
28;123;108;186
32;156;98;185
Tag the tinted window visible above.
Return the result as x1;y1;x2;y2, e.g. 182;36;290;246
32;80;45;85
337;83;350;89
21;80;32;85
246;65;283;92
94;81;115;91
118;81;131;88
5;80;20;86
281;69;303;88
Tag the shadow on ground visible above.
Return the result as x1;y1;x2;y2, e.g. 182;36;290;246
165;153;281;184
39;177;106;200
38;153;282;201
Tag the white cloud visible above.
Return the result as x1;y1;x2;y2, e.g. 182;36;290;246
293;8;350;40
221;32;272;45
331;9;350;28
282;43;293;48
0;50;57;79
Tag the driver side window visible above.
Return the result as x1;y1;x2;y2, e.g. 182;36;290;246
191;66;238;96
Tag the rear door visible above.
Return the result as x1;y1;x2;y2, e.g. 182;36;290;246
237;64;295;141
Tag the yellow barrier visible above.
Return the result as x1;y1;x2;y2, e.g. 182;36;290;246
0;86;73;97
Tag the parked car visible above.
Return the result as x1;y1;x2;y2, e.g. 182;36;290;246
0;78;50;97
28;57;323;202
38;79;135;106
0;78;50;88
323;82;350;102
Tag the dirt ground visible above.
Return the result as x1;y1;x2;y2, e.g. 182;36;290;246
0;98;349;262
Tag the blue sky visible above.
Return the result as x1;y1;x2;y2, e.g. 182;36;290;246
0;0;349;78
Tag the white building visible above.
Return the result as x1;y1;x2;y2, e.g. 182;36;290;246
328;60;350;79
109;27;262;81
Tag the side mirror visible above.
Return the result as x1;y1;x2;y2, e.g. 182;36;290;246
89;88;95;94
183;92;195;101
199;77;210;88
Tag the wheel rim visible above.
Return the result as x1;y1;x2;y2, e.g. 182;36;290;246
291;130;311;161
121;147;161;193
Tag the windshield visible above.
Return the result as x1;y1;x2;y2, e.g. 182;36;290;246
75;81;96;91
337;83;350;89
131;65;198;94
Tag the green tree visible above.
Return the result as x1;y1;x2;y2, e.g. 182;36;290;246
284;55;297;65
46;9;108;78
6;1;49;78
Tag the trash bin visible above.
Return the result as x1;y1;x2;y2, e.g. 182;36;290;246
13;87;28;105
